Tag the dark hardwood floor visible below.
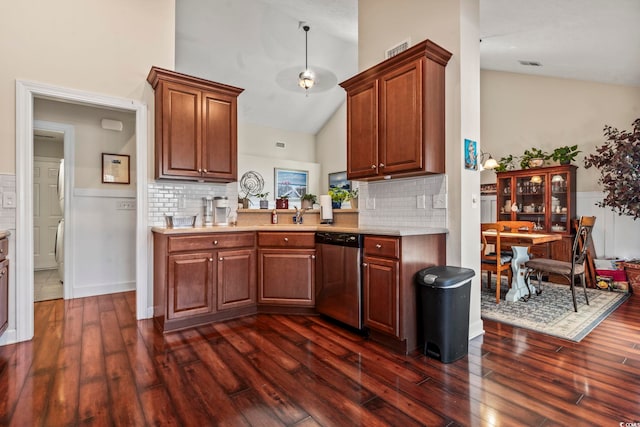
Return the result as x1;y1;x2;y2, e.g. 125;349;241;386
1;291;639;426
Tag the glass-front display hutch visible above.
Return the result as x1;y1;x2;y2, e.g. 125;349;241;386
496;164;577;236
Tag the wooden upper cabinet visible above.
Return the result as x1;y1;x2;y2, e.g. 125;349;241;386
147;67;243;182
346;80;378;179
340;40;451;181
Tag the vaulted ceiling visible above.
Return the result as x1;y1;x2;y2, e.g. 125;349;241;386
175;0;640;135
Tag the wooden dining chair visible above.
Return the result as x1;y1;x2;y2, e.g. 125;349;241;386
481;223;513;303
524;216;596;312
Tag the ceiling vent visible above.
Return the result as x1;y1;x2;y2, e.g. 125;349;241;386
518;60;542;67
385;39;410;59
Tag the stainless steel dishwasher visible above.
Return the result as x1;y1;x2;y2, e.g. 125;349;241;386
315;232;363;330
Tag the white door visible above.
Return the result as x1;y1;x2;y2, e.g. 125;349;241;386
33;158;62;270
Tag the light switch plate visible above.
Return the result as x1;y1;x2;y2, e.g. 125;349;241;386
117;199;136;210
2;191;16;208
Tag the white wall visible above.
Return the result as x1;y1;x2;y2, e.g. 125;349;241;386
0;0;175;174
237;122;320;206
316;103;348;194
480;70;640;191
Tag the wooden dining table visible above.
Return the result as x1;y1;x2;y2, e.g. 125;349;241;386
482;230;562;302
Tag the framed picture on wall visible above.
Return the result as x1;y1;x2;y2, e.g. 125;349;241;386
464;139;478;171
102;153;130;184
274;168;308;200
328;171;350;190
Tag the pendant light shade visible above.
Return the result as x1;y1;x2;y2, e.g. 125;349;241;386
298;25;315;91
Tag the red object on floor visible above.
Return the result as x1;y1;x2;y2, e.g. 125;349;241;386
595;269;627;281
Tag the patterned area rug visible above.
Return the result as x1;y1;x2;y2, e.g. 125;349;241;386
481;281;629;342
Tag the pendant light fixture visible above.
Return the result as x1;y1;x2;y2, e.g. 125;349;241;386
298;25;315;91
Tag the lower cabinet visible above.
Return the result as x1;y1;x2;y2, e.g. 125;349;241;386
258;249;315;306
154;231;256;332
362;234;446;354
257;232;316;309
167;251;215;320
363;256;399;336
217;249;256;311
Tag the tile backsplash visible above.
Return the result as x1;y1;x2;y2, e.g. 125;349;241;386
148;181;238;227
357;174;447;229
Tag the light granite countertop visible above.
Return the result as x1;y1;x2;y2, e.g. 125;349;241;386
151;224;448;237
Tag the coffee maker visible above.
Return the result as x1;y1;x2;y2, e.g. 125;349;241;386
203;196;231;226
213;196;230;226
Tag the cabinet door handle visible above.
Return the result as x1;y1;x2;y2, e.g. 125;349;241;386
0;269;5;278
213;240;218;245
375;244;382;249
209;258;214;262
203;169;208;173
0;248;3;253
219;257;223;261
284;237;289;242
311;255;315;259
362;263;368;267
198;168;202;173
379;163;385;168
371;164;376;169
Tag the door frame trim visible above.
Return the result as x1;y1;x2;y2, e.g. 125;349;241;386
15;80;149;343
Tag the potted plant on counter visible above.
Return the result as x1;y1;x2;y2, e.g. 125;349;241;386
551;145;580;165
347;188;359;209
301;193;317;209
256;192;269;209
328;187;348;209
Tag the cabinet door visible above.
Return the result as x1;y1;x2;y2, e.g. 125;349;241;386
160;82;202;179
346;80;379;180
549;170;570;232
201;91;237;181
0;259;8;335
363;256;399;336
496;176;513;221
217;249;256;311
258;249;315;306
379;60;423;175
514;174;546;229
167;252;214;319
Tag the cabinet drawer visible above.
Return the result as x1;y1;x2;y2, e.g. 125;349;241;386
0;238;7;260
364;236;399;259
168;232;255;252
258;232;315;248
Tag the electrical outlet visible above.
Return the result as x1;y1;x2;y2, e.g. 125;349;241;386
366;197;376;210
2;191;16;208
433;194;447;209
117;200;136;210
416;194;426;209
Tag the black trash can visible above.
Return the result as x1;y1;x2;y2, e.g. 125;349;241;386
416;266;475;363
